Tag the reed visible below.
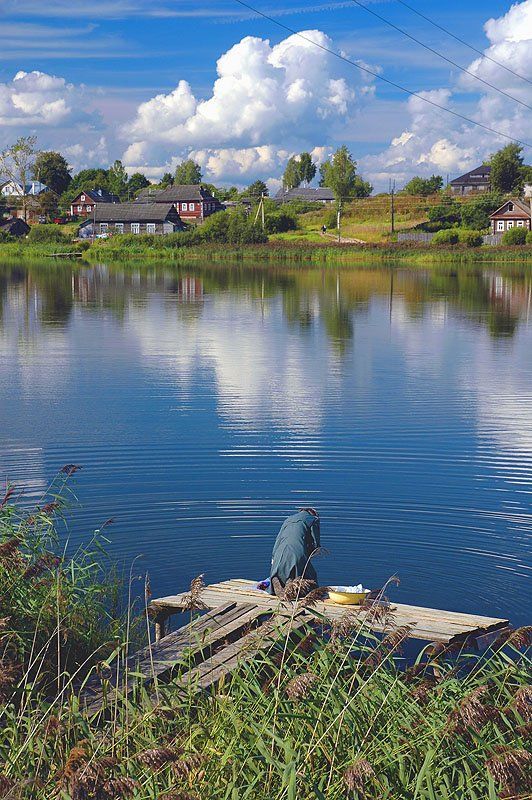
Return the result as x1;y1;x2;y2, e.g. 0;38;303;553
0;486;530;799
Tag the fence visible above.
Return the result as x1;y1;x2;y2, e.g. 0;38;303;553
398;231;504;246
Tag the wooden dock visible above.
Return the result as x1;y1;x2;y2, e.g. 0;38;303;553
80;578;510;715
149;578;510;648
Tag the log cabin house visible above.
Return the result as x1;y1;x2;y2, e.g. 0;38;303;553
135;185;221;222
79;202;184;237
450;165;491;195
489;198;531;234
70;188;120;218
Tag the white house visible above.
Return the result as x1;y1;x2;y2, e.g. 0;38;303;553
0;180;48;197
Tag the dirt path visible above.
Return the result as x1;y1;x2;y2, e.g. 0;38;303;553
320;231;366;245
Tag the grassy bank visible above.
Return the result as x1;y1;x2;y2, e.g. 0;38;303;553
1;478;530;799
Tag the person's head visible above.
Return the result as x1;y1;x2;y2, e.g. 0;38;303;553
299;507;319;518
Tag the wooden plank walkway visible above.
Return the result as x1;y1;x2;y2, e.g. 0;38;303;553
81;600;270;715
150;578;510;647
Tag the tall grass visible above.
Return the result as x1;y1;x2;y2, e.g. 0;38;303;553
0;481;530;799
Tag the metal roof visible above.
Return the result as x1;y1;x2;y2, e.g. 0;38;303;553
94;202;181;222
136;184;216;203
450;165;491;185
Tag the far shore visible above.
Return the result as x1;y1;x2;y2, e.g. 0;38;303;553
2;238;532;266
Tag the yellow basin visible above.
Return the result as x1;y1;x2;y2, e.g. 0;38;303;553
328;588;369;605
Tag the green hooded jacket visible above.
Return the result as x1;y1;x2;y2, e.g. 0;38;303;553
269;510;320;593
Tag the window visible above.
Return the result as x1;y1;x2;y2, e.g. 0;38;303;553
77;205;83;212
508;203;514;211
131;223;140;234
181;202;187;211
146;223;156;234
189;203;195;211
115;223;124;234
517;220;524;227
507;221;514;229
497;220;504;231
86;205;92;212
81;195;85;201
100;223;108;233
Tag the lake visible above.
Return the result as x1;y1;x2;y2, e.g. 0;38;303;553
0;261;530;626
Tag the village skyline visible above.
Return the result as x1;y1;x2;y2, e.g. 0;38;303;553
0;0;530;191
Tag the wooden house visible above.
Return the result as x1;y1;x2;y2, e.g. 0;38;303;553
275;187;336;204
0;216;30;237
489;198;531;234
70;188;120;218
79;202;184;237
135;185;221;222
450;166;491;195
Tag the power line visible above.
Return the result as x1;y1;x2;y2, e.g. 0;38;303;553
232;0;532;150
348;0;532;113
396;0;532;88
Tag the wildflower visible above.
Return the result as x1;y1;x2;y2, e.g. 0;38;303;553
145;573;152;603
182;574;207;611
0;537;20;564
512;686;532;723
297;585;329;608
285;672;318;700
23;553;61;580
343;759;375;796
284;577;316;601
410;681;433;705
102;776;139;798
171;754;205;778
62;744;89;779
40;501;60;515
135;747;180;770
507;627;532;650
448;686;497;734
485;748;532;797
61;464;82;476
0;485;14;510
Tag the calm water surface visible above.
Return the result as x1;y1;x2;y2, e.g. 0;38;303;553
0;262;530;625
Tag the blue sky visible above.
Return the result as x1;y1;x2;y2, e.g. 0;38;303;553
0;0;530;188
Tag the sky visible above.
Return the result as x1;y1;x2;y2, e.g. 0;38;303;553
0;0;531;190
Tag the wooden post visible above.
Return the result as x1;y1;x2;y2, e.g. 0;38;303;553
154;614;166;643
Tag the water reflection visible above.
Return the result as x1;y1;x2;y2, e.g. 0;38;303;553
0;261;530;626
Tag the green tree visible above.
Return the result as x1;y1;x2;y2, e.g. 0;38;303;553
245;180;269;198
160;172;173;188
108;160;129;199
32;151;72;195
174;159;202;184
460;194;503;230
402;175;443;196
489;144;524;194
127;172;150;198
0;136;38;221
298;152;316;185
427;201;461;229
37;190;59;220
282;156;302;190
319;146;372;200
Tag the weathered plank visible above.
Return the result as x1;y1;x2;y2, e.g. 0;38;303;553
149;577;509;646
181;610;310;690
81;601;267;715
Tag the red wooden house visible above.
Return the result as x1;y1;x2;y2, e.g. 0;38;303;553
70;188;120;218
135;185;222;222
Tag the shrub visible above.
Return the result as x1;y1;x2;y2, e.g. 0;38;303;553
427;202;461;229
527;230;532;244
502;226;527;245
460;194;503;230
199;210;266;244
27;224;69;243
0;229;13;243
432;228;459;245
324;208;338;229
458;229;483;247
264;210;298;234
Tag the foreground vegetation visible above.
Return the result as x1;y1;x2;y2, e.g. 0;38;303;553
1;476;530;799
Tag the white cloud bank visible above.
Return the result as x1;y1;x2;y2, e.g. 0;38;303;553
361;0;532;187
121;30;374;183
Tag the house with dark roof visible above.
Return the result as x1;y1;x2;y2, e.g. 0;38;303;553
275;187;336;204
450;166;491;195
135;185;222;222
489;198;531;234
79;202;184;237
70;188;120;218
0;216;30;237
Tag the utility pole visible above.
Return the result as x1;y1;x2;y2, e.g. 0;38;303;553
389;179;396;235
254;193;266;229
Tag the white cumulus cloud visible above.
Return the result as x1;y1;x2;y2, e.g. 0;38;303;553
121;29;372;181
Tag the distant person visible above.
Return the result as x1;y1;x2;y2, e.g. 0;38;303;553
269;508;321;597
321;225;327;235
